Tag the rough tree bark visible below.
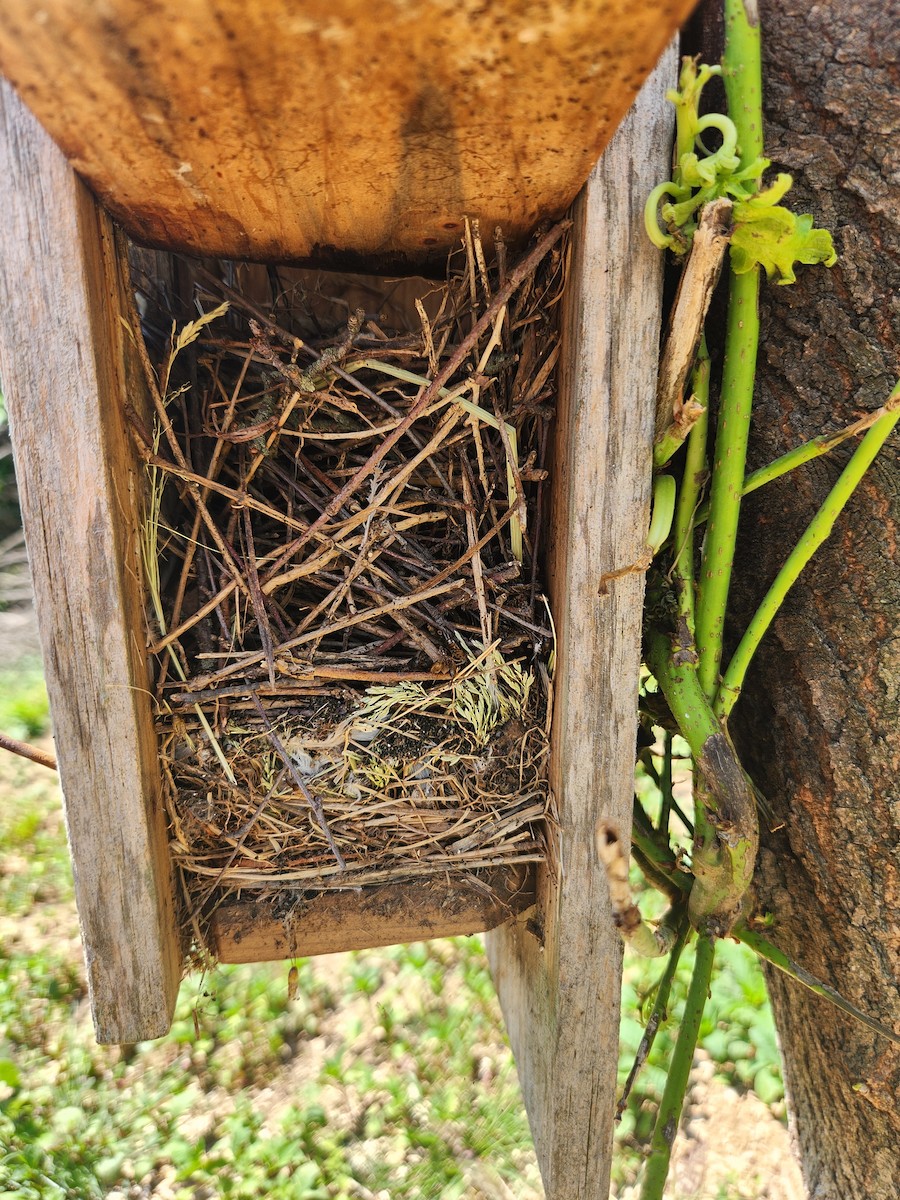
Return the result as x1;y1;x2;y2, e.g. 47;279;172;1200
724;3;899;1197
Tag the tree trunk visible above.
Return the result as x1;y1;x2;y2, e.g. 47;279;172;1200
727;2;900;1197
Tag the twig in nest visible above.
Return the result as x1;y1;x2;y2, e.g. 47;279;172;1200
285;220;570;560
250;693;346;870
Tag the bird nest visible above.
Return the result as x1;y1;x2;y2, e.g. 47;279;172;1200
128;220;567;945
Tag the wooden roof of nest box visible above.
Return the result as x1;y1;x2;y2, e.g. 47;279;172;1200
0;0;693;269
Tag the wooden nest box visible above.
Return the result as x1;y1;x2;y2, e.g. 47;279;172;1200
0;3;689;1193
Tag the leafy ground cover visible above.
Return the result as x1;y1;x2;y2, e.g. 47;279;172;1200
0;676;799;1199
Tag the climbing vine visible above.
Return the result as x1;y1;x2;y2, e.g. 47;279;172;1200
605;2;900;1196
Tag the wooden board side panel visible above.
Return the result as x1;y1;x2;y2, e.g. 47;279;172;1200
211;868;535;964
0;79;181;1043
486;45;677;1199
0;0;696;266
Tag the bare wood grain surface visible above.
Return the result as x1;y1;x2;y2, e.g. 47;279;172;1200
486;47;676;1199
0;0;695;267
0;80;181;1044
211;868;534;964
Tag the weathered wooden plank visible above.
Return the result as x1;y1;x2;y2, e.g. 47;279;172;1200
0;79;181;1044
0;0;695;268
211;867;534;964
486;46;677;1199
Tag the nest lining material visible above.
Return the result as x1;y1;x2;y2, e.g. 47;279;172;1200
130;220;567;931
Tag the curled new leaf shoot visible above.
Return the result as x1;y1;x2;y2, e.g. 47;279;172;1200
748;172;794;207
667;58;723;162
691;114;740;182
644;182;688;250
646;56;836;281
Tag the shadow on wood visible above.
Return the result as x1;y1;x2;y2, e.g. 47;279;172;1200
0;0;695;268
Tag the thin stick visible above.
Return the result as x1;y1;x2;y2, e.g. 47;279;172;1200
242;507;276;688
0;731;57;771
140;450;319;539
670;337;711;634
654;198;732;445
148;578;238;656
274;666;443;684
129;295;253;608
281;221;569;560
617;917;691;1118
182;579;467;687
166;347;253;648
249;693;346;870
461;466;492;649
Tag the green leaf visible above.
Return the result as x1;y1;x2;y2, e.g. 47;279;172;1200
731;203;838;284
753;1065;785;1106
0;1059;21;1089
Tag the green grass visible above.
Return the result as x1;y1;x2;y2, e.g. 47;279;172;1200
0;659;50;740
0;682;784;1199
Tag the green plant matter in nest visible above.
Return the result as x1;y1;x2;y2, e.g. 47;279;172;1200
128;221;566;944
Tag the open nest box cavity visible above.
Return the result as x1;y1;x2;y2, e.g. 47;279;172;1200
129;233;561;968
1;1;685;1190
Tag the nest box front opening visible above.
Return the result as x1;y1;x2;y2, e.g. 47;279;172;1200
127;225;566;967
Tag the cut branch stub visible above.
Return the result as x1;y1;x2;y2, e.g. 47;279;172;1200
654;197;734;445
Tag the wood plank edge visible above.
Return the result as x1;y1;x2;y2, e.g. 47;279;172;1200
0;78;181;1043
210;866;535;964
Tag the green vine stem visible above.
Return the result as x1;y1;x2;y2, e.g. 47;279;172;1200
715;381;900;719
631;798;692;904
693;277;759;693
659;731;674;837
639;935;717;1200
694;0;763;700
736;925;900;1046
626;800;899;1043
691;385;900;524
645;629;758;938
618;916;692;1119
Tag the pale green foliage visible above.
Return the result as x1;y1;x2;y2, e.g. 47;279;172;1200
359;648;533;747
168;301;230;367
731;204;838;284
645;57;836;283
